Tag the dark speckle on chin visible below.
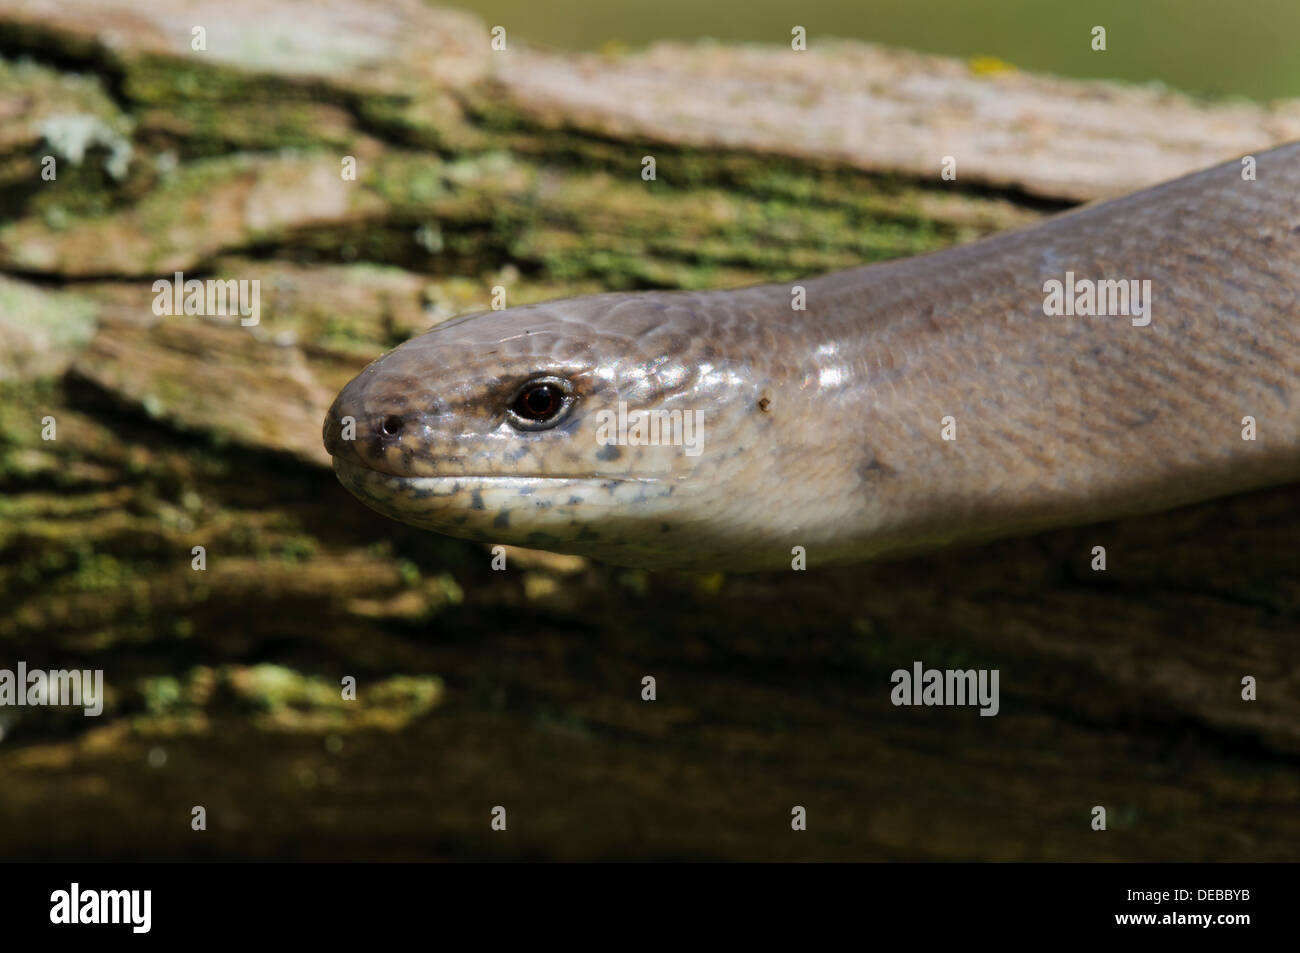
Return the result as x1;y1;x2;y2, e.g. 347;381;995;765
856;451;897;483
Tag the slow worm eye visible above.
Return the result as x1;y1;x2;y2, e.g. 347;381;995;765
507;377;574;430
516;384;561;419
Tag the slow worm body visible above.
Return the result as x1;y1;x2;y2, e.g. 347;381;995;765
324;143;1300;571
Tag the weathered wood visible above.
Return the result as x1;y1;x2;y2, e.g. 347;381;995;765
0;1;1296;861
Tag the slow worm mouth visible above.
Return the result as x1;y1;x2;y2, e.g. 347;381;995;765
329;456;663;486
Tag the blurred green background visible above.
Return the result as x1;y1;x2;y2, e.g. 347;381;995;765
448;0;1300;100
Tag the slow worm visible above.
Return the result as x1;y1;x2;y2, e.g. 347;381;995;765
323;143;1300;571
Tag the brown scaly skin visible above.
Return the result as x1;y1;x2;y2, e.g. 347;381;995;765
324;143;1300;571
